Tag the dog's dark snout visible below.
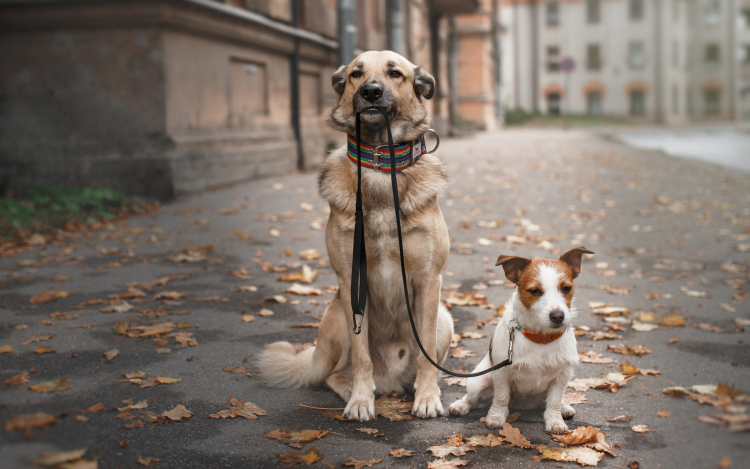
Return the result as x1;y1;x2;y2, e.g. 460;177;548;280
549;310;564;325
359;82;383;103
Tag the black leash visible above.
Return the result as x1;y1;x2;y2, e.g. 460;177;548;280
350;107;514;378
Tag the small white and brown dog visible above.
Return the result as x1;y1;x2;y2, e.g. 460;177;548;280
448;247;593;434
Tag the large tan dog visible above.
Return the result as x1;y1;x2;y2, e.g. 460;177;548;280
258;51;454;421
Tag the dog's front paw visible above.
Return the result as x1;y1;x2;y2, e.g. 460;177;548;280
484;407;509;429
561;403;575;419
413;390;445;418
545;418;568;434
448;399;471;416
343;395;375;421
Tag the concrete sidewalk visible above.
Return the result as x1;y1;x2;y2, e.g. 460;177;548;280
1;128;749;468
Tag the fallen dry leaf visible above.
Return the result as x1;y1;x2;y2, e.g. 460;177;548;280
606;344;651;356
606;415;631;422
278;446;323;467
35;448;86;467
102;349;119;362
568;378;612;392
498;422;535;448
86;403;105;413
578;351;615;364
258;309;274;317
4;412;57;431
599;285;634;295
632;321;659;332
30;289;70;304
116;400;148;412
223;366;251;374
280;265;319;284
450;347;478;359
389;449;415;458
631;424;654;433
344;457;383;469
564;392;588;405
427;459;471;469
5;371;30;386
657;410;672;418
242;315;255;323
465;433;504;447
266;428;329;449
30;379;69;393
426;444;475;458
375;394;413;421
35;346;56;354
207;396;266;419
551;426;600;446
136;456;159;466
0;345;14;353
444;291;488;307
265;295;288;303
75;415;89;422
534;445;605;466
161;405;192;421
659;313;686;327
22;334;53;345
285;283;322;296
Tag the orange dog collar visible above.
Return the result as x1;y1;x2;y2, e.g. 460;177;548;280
522;329;564;345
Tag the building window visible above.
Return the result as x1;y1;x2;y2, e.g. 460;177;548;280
586;0;601;23
587;91;603;115
548;93;562;115
547;46;561;72
629;0;644;20
628;41;646;69
630;90;645;116
587;44;602;71
546;0;560;26
703;0;720;25
704;89;721;114
705;44;720;63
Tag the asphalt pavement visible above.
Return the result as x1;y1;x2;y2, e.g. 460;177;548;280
1;128;749;469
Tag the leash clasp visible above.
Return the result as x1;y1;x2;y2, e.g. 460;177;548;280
507;325;515;364
353;311;364;334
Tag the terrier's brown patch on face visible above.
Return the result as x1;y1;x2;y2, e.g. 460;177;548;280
516;261;544;309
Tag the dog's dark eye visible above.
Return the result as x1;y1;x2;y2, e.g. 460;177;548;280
561;286;572;294
528;288;543;297
389;70;402;78
350;70;363;79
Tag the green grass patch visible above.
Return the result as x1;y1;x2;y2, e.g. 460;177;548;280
0;185;153;239
504;110;629;127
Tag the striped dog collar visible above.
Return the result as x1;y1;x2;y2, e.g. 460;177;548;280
347;134;426;172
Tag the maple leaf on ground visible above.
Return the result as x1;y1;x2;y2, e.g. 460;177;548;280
102;349;119;362
534;446;605;466
465;433;504;447
458;332;486;339
659;313;686;327
427;458;471;469
137;456;160;466
266;428;329;449
606;415;631;422
374;394;413;421
551;426;600;446
567;378;612;392
599;285;634;296
657;410;672;418
578;351;615;364
344;457;383;469
0;345;14;353
427;444;475;458
444;376;467;386
279;446;324;467
22;334;53;345
619;360;640;375
389;449;415;458
87;403;105;413
450;347;478;359
606;344;651;356
117;400;148;412
285;284;323;296
356;427;382;436
207;396;266;419
279;265;319;284
631;424;654;433
444;291;488;307
564;392;588;405
30;289;70;304
5;371;30;386
498;422;535;448
223;366;251;374
30;379;69;393
4;412;57;431
586;432;617;457
35;448;86;467
632;321;659;332
35;346;56;354
161;405;192;421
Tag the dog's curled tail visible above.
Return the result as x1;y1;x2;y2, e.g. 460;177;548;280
257;342;327;389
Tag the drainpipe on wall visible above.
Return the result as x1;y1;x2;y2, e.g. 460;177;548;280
387;0;404;54
492;0;504;124
448;16;459;130
338;0;357;65
291;0;303;170
530;0;538;113
729;0;738;121
654;0;663;123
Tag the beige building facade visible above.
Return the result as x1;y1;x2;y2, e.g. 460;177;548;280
501;0;750;121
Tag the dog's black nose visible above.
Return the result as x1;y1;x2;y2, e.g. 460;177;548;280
359;82;383;103
549;310;564;325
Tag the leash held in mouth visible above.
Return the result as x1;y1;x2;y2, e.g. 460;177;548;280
350;107;514;378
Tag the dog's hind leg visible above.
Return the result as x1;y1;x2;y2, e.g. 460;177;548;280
448;354;494;416
325;372;353;402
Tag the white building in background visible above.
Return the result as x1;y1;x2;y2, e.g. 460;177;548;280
500;0;750;121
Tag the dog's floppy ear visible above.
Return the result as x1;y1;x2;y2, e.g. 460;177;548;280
331;65;348;95
496;255;531;285
413;66;435;100
559;246;594;279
